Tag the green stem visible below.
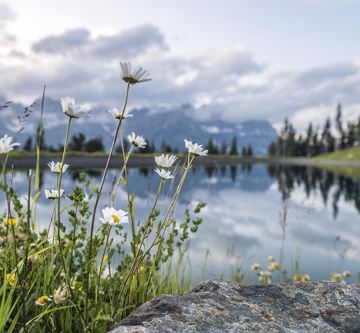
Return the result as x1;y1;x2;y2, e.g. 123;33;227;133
22;169;32;331
56;117;85;325
113;178;163;317
116;155;195;318
111;145;133;206
0;153;9;183
56;117;72;277
85;83;130;326
95;226;111;309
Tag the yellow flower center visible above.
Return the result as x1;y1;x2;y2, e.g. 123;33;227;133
112;214;120;223
37;296;49;304
6;218;16;226
122;76;138;84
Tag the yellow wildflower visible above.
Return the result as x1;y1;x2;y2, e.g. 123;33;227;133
268;262;280;271
6;218;16;226
267;256;274;261
293;274;302;282
139;266;145;273
330;272;342;283
6;273;15;287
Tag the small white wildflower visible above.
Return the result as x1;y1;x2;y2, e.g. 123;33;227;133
155;168;174;180
127;132;147;149
155;154;177;168
100;207;129;226
44;189;65;200
48;161;69;174
19;195;31;208
184;139;208;156
61;97;90;119
83;193;90;203
0;135;20;154
120;62;151;84
108;107;133;120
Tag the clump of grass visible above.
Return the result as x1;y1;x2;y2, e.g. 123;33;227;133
0;62;208;332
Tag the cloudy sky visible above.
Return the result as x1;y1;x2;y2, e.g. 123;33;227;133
1;0;360;130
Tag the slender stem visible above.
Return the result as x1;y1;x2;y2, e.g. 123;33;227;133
113;178;164;317
56;117;72;277
11;225;24;329
115;155;195;318
55;117;85;325
68;206;79;275
111;145;133;206
85;83;130;325
0;153;9;183
95;226;111;308
22;169;32;330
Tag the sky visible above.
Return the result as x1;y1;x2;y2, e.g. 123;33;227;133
1;0;360;131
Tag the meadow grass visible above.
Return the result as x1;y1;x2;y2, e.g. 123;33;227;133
0;65;209;332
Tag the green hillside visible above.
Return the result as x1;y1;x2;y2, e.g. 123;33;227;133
314;146;360;161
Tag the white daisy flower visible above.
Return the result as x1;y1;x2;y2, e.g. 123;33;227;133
99;207;129;226
35;295;50;306
44;189;65;200
184;139;208;156
48;161;69;174
155;154;177;168
61;97;90;119
127;132;147;149
108;107;133;120
120;62;152;84
155;168;174;180
0;135;20;154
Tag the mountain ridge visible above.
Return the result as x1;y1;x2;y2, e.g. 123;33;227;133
0;97;277;155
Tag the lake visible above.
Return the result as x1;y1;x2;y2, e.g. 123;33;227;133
4;162;360;283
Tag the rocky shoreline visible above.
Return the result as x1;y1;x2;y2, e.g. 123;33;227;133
109;280;360;333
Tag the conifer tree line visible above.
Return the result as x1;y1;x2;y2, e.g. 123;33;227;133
24;131;253;156
268;104;360;157
205;136;253;156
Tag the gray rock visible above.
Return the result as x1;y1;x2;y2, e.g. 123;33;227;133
108;280;360;333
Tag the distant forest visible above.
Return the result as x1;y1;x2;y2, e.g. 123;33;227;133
268;104;360;157
23;131;254;156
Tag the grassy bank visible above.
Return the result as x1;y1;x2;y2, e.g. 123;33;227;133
313;146;360;161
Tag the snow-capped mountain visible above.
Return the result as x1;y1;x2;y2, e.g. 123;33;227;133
0;97;277;155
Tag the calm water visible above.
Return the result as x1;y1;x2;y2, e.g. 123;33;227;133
4;163;360;283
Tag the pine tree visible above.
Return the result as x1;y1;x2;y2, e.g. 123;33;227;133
70;133;86;151
335;103;344;150
206;138;215;154
321;117;335;153
220;142;227;155
305;123;313;156
229;136;238;155
84;138;104;152
24;137;33;151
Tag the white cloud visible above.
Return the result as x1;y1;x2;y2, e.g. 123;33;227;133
1;14;360;128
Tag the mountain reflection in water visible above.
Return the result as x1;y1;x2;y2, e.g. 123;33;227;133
6;163;360;282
